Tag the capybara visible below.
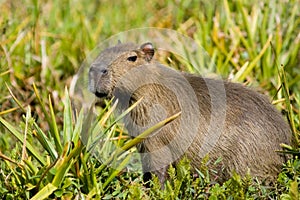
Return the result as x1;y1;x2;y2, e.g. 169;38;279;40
88;42;291;184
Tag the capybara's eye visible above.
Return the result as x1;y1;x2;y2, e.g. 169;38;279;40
100;68;108;75
127;56;137;62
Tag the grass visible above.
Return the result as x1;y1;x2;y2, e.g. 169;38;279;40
0;0;300;199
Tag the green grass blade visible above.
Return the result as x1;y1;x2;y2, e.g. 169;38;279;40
95;111;181;174
48;95;63;154
52;158;75;187
232;61;249;82
86;97;142;153
33;122;58;159
103;97;144;133
0;70;10;77
63;87;73;143
121;112;181;152
86;100;118;150
52;141;83;187
102;153;131;190
23;158;38;175
81;104;96;145
236;35;272;82
30;183;57;200
72;108;84;144
33;83;62;154
279;65;299;144
32;83;51;128
0;116;46;165
237;0;255;50
0;107;19;116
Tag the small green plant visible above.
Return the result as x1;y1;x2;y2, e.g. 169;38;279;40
277;158;300;199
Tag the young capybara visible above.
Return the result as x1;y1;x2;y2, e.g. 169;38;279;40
88;42;291;184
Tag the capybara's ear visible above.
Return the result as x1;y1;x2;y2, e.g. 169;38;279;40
140;42;154;62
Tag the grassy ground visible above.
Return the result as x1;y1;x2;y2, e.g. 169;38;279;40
0;0;299;199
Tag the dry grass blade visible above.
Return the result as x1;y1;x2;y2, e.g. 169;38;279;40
21;106;30;163
5;83;25;112
0;150;23;167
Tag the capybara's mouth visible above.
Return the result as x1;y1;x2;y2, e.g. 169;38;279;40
95;91;108;98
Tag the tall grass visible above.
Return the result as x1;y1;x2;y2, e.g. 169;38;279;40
0;0;299;199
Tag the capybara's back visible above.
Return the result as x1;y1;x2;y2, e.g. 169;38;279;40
183;74;291;182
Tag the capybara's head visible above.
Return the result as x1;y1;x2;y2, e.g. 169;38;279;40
88;42;155;98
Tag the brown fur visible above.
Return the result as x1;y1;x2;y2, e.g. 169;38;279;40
89;42;291;184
